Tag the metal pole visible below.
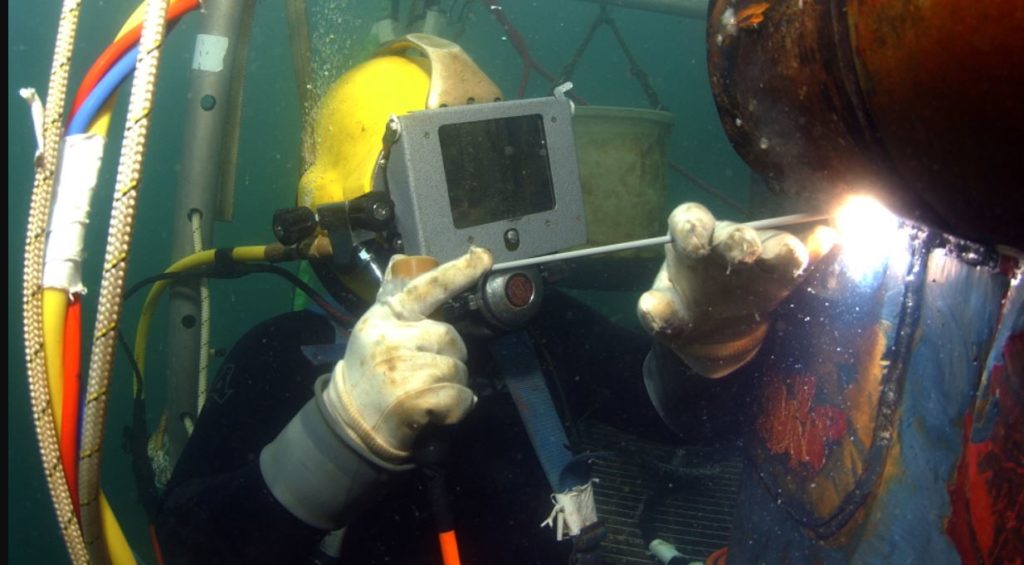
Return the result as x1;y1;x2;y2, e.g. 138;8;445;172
574;0;708;18
164;0;256;467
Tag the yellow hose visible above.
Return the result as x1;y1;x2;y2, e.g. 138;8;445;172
43;301;134;564
133;245;269;382
42;289;69;430
87;3;146;138
89;6;153;565
42;0;148;433
46;297;142;565
100;493;136;565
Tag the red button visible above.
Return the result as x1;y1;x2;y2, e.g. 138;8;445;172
504;274;534;308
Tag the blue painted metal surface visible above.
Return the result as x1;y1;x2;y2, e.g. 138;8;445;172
724;225;1019;562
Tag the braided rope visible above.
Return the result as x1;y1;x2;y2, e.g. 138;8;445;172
77;1;170;561
21;1;90;563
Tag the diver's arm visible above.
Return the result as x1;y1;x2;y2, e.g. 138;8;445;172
641;341;747;442
154;309;343;565
259;375;411;530
151;310;372;565
530;289;674;439
263;248;491;528
155;376;411;565
156;453;331;565
157;249;492;564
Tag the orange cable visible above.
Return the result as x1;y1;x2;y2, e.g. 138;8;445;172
148;524;166;565
69;0;200;118
438;530;462;565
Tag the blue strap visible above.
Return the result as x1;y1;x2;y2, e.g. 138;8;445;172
301;342;348;367
300;304;353;367
491;330;577;492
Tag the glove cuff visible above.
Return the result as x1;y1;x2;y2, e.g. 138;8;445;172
260;375;412;530
674;321;768;378
326;362;413;463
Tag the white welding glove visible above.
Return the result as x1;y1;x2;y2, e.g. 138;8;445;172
322;246;494;463
638;202;832;378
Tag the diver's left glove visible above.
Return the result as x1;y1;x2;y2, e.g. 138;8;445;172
260;247;493;530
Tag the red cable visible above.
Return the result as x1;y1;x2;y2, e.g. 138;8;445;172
60;295;84;516
69;0;200;119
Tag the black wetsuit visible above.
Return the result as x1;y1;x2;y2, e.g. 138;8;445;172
155;310;335;564
155;290;738;565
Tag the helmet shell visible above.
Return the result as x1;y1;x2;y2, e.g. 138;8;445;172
298;55;430;210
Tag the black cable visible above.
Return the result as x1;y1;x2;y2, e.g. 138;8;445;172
311;260;372;318
124;261;355;327
635;489;661;546
557;4;664;110
117;330;161;521
413;427;457;534
115;259;356;516
113;257;360;528
118;329;146;389
456;0;472;23
604;16;662;110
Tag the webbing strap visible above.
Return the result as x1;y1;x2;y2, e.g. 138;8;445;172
491;330;576;491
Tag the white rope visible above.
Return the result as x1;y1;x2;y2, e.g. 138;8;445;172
190;210;211;416
20;1;90;562
78;2;170;561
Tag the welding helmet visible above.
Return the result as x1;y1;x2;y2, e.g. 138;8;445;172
293;34;504;307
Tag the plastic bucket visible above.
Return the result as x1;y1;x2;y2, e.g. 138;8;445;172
565;106;673;290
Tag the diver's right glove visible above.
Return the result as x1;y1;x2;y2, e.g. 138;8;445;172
637;202;833;378
322;247;493;463
261;247;492;531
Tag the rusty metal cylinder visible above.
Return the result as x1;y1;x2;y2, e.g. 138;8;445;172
707;0;1024;248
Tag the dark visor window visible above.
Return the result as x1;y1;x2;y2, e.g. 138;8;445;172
439;114;556;229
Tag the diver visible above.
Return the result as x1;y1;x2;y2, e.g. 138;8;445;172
153;31;750;565
154;19;1024;565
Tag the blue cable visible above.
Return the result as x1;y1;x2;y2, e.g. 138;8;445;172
67;45;138;451
67;45;138;136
